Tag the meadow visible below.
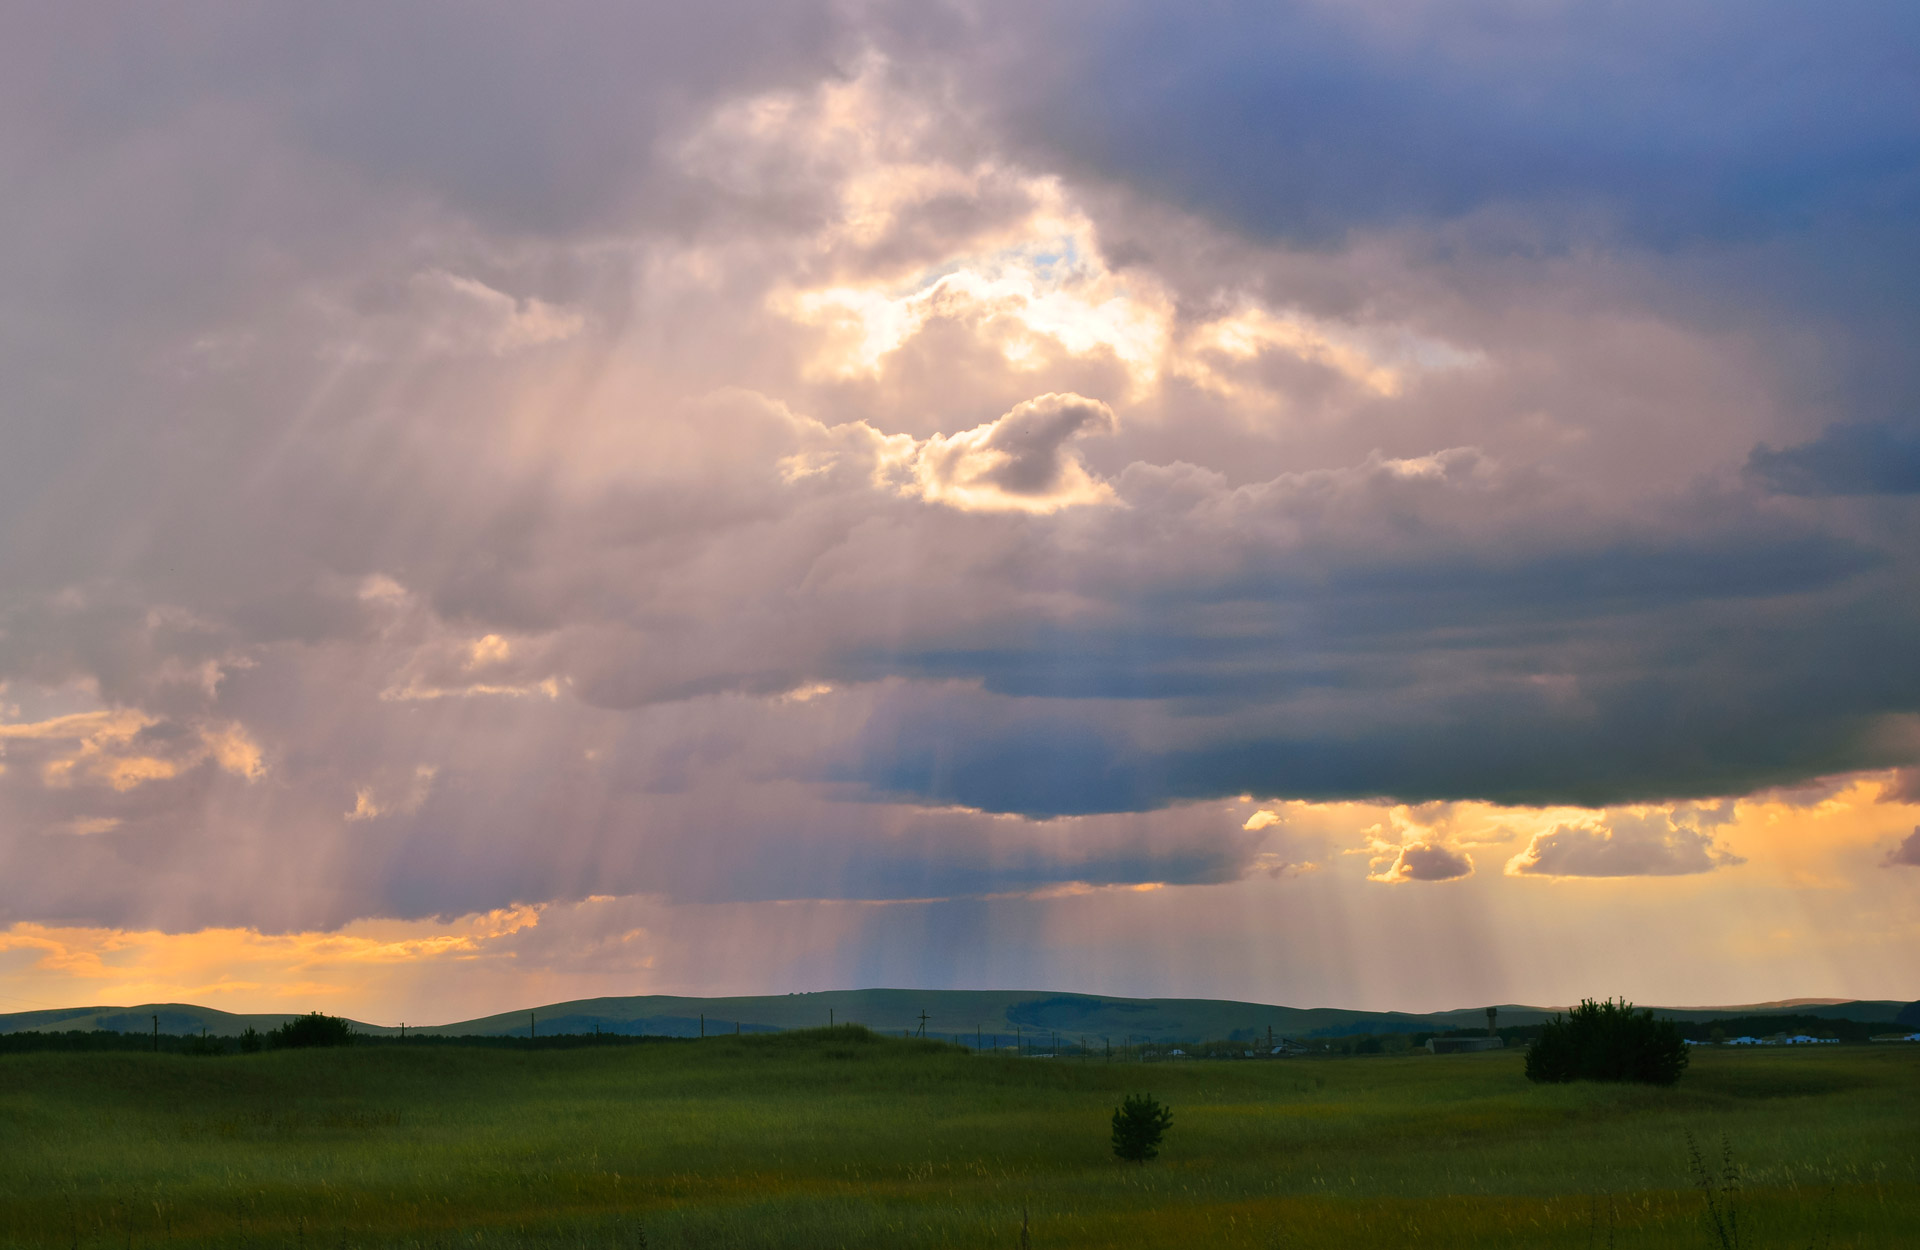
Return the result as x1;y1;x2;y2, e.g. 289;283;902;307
1;1030;1913;1249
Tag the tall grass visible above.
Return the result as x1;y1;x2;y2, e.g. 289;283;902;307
0;1029;1912;1247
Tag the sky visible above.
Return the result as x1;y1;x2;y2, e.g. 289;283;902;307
1;1;1917;1025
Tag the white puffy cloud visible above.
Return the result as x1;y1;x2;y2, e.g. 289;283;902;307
1362;804;1475;883
1507;811;1745;878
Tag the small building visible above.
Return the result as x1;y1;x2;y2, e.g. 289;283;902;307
1426;1036;1505;1054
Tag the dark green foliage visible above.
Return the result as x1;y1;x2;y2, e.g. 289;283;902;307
0;1030;158;1054
238;1026;263;1053
1110;1093;1173;1162
0;1030;240;1054
1525;998;1689;1086
183;1031;226;1056
270;1012;357;1049
1675;1014;1869;1043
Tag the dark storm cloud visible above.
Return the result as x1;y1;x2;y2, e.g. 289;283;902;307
1748;423;1920;496
833;457;1914;814
943;0;1920;248
843;639;1913;817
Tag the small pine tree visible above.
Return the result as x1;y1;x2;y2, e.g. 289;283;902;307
1526;998;1689;1086
238;1026;263;1054
1110;1094;1173;1162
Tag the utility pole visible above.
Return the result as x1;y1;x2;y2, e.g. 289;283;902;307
700;1013;705;1038
917;1009;929;1038
830;1007;834;1028
1268;1024;1273;1052
529;1013;535;1041
151;1015;158;1053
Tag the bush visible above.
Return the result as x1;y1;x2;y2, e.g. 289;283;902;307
1525;998;1689;1086
1110;1094;1173;1162
270;1012;357;1049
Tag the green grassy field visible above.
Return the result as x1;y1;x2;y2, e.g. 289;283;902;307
2;1031;1914;1248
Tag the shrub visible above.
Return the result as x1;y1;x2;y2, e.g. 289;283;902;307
1525;998;1689;1086
1110;1094;1173;1162
238;1026;263;1053
270;1012;357;1049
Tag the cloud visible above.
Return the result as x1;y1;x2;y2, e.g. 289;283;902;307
1884;828;1920;868
201;724;265;781
1748;423;1920;496
345;765;437;823
0;710;151;745
906;393;1117;512
1507;812;1745;878
951;1;1920;249
1880;770;1920;804
0;709;261;792
392;271;586;357
0;2;1914;958
1372;842;1473;884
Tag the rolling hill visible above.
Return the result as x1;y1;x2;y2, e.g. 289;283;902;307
1;990;1910;1044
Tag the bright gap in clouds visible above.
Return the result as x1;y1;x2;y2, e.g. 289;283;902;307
1;8;1917;1018
3;773;1915;1021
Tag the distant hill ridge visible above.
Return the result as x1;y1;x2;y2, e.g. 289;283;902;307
2;990;1912;1044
